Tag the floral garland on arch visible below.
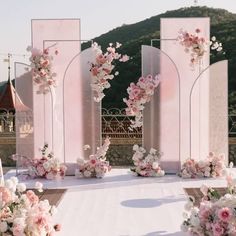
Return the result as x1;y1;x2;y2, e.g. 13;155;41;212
75;137;111;178
130;145;165;177
123;74;161;129
0;177;61;235
90;42;129;102
177;28;223;68
27;46;58;94
179;152;226;178
181;171;236;235
20;143;67;180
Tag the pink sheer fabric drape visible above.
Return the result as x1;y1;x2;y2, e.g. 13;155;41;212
142;45;180;173
191;61;228;162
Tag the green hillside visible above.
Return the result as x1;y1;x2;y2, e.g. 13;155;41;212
83;6;236;112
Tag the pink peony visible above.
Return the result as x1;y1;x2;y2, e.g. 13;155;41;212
26;190;39;205
212;222;224;236
0;187;12;204
218;207;232;222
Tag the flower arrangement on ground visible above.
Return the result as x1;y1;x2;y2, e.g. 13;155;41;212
75;137;111;178
90;42;129;102
179;152;226;178
130;145;165;177
0;176;61;235
27;46;58;94
123;74;161;129
24;144;67;180
181;170;236;235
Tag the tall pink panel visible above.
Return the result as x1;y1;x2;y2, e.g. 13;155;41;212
31;19;81;161
142;45;180;173
14;63;34;158
191;61;228;162
161;18;210;162
63;48;101;161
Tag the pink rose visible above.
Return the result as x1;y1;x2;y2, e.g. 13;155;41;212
212;222;224;236
218;207;232;222
26;190;39;205
0;187;12;204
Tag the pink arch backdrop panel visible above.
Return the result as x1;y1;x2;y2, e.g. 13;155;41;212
191;61;228;162
14;63;34;158
161;18;210;162
31;19;81;160
62;47;101;162
142;45;180;173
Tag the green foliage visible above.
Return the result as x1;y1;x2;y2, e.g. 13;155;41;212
82;6;236;111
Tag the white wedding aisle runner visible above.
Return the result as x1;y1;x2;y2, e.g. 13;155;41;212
5;169;228;236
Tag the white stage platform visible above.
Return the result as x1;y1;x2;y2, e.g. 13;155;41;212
5;169;229;236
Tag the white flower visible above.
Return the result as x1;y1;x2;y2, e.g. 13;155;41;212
0;221;7;232
229;162;234;168
16;183;26;192
84;170;92;178
149;148;157;155
182;212;189;219
50;205;58;215
190;215;200;227
75;169;83;178
77;158;85;165
200;184;209;196
184;201;193;211
180;222;188;232
211;36;216;41
35;181;43;192
43;161;51;171
152;162;159;170
83;145;91;151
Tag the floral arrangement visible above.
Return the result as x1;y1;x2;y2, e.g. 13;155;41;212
90;42;129;102
181;171;236;235
0;176;61;235
27;46;58;94
177;28;224;68
130;145;165;177
123;74;161;129
24;144;67;180
179;152;226;178
177;28;207;67
75;137;111;178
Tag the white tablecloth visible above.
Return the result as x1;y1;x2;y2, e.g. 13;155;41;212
5;169;229;236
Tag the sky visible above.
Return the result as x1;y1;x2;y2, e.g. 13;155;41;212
0;0;236;82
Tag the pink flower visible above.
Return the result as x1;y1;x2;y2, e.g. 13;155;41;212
212;222;224;236
26;190;39;205
218;207;232;222
0;186;12;204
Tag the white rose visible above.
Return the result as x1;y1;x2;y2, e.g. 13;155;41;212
75;169;83;178
184;201;193;211
152;162;159;170
190;215;200;227
200;184;209;196
83;145;91;151
149;148;157;155
16;183;26;192
180;223;188;232
50;206;58;215
133;145;139;151
84;170;92;178
77;158;85;166
5;179;14;189
43;161;51;171
0;221;8;232
35;181;43;192
10;177;19;185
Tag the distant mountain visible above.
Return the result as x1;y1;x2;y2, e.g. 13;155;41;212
83;6;236;111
